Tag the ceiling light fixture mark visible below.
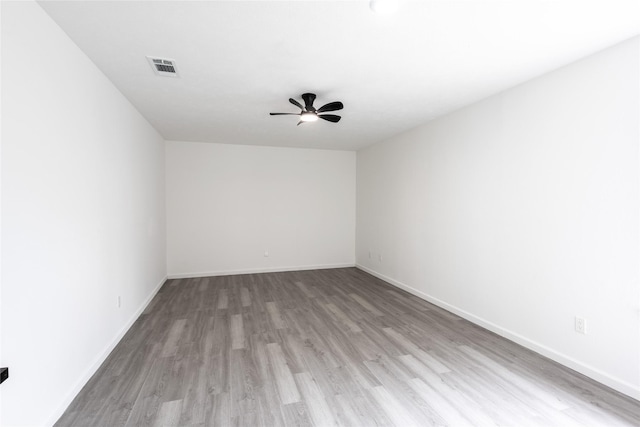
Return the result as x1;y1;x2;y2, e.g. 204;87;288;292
370;0;398;14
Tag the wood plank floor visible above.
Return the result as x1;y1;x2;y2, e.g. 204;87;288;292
55;268;640;426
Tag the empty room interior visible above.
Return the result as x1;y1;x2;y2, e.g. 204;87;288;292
2;0;640;426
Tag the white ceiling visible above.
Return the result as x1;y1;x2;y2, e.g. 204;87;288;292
38;0;640;151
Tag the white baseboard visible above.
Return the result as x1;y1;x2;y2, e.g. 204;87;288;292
46;275;168;427
355;264;640;401
167;263;356;279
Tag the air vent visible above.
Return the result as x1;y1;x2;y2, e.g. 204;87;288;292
146;56;179;77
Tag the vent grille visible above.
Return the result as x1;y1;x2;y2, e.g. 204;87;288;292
147;56;179;77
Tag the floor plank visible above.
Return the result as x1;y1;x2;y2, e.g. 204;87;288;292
55;268;640;426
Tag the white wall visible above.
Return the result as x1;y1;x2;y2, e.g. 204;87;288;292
357;37;640;399
0;1;4;423
1;2;167;426
166;141;355;277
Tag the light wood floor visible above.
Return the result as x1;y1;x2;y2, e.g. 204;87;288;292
56;268;640;426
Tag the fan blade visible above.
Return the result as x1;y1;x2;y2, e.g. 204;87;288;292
318;114;341;123
289;98;304;110
270;112;300;115
317;101;343;113
301;93;316;111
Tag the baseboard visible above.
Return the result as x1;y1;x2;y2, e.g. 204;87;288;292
45;275;168;427
355;264;640;401
167;263;356;279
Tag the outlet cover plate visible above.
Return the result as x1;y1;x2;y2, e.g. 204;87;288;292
575;316;587;334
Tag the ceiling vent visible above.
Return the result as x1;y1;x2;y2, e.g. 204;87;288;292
146;56;179;77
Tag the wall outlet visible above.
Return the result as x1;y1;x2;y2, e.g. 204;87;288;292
378;254;382;262
264;250;269;257
117;296;121;309
368;250;372;259
575;316;587;334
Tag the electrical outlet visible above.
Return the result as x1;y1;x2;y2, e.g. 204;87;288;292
264;250;269;257
378;254;382;262
575;316;587;334
117;296;121;309
368;251;372;259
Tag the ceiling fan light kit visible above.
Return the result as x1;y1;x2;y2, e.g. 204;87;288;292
270;93;343;126
300;112;319;122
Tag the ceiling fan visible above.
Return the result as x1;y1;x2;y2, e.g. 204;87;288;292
270;93;343;126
